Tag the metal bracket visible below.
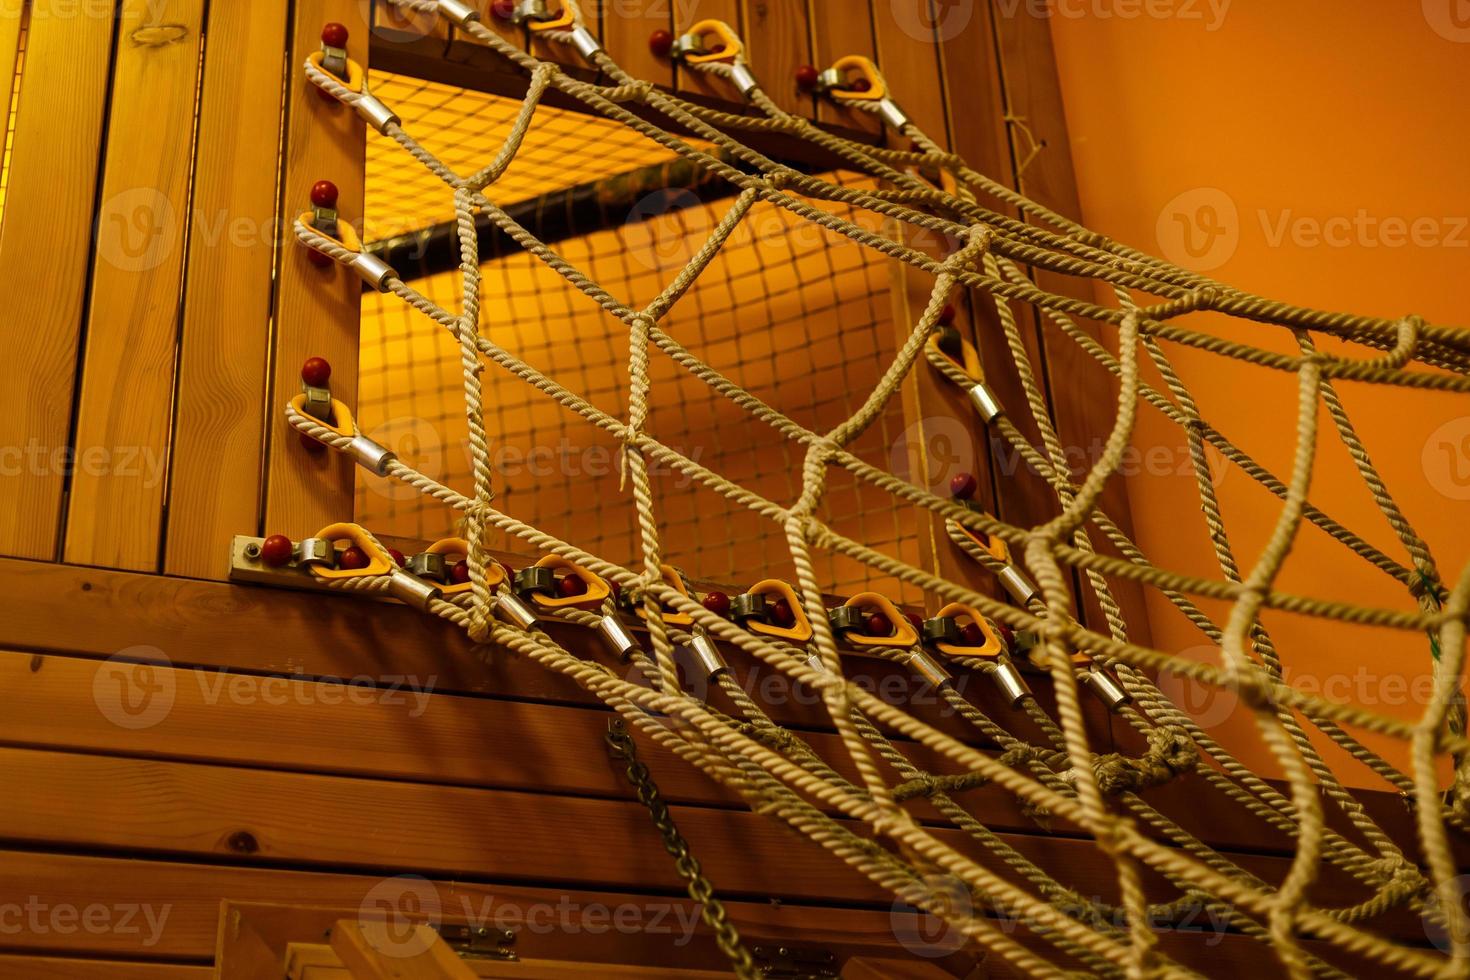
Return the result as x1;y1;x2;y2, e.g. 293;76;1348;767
439;924;517;961
231;536;340;594
753;944;839;979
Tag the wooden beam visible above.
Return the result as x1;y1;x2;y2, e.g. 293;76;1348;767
64;0;208;571
0;0;115;559
165;0;292;579
263;0;368;541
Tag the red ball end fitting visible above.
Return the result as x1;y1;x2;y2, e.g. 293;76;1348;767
299;432;326;454
904;612;924;633
770;598;795;628
949;471;978;501
490;0;517;21
450;561;471;585
702;590;731;616
387;548;407;568
849;77;872;92
795;64;820;91
260;534;294;567
557;574;587;598
961;622;984;646
301;356;332;387
310;179;339;209
865;612;891;637
338;546;369;571
648;28;673;57
321;22;349;48
995;621;1016;652
938;303;956;326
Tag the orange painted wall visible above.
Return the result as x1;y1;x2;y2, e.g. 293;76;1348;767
1047;2;1470;784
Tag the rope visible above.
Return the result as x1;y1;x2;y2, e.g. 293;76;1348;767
281;9;1470;977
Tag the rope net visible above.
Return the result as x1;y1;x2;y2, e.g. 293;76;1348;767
291;6;1470;977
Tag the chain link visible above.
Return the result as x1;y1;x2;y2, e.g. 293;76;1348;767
605;718;760;979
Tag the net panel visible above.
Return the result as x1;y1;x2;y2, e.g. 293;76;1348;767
284;8;1470;977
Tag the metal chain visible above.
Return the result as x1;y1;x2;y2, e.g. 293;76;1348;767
605;718;760;979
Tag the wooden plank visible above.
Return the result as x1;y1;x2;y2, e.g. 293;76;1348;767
0;1;115;559
598;0;671;91
0;649;985;819
806;0;880;135
739;0;812;117
63;0;208;571
0;851;1438;976
0;745;1432;941
673;0;742;103
0;957;209;979
164;0;292;579
984;6;1153;646
263;0;367;542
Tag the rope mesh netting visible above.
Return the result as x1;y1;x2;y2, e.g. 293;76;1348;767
355;80;920;600
291;4;1470;977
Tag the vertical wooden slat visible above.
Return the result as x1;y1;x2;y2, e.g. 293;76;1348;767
63;0;208;571
739;0;812;117
866;2;1000;610
986;6;1153;645
263;0;368;539
164;1;292;579
599;0;672;91
0;0;115;559
674;0;742;102
806;0;879;135
924;1;1060;544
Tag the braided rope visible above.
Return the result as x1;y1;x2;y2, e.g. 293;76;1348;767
284;7;1470;976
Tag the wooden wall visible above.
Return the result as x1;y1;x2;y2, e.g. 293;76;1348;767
0;0;1421;975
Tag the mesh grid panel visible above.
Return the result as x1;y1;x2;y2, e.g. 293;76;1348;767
357;80;923;600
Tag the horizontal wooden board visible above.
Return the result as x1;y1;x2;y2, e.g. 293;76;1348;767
0;745;1433;944
0;850;1439;977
